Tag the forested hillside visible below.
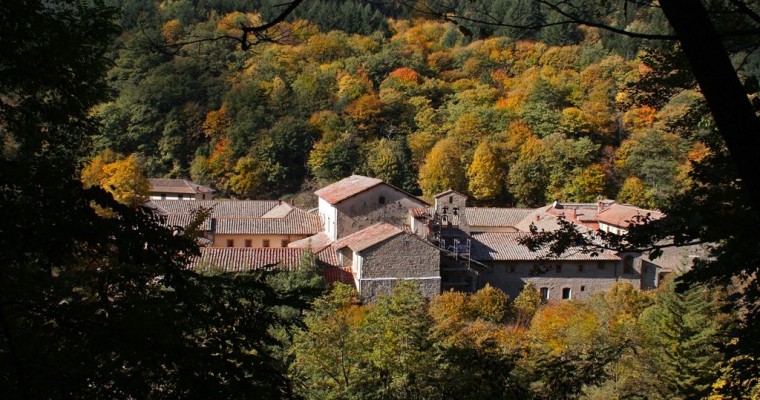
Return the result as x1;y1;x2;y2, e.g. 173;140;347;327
96;0;712;207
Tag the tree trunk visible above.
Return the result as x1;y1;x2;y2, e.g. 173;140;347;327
660;0;760;211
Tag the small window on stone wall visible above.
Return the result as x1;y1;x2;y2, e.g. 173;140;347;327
540;287;550;300
578;264;584;272
580;285;586;292
226;239;234;247
624;256;635;274
244;239;252;248
263;239;270;248
562;287;571;300
449;195;453;203
379;195;386;205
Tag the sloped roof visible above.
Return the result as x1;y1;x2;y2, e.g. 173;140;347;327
261;202;293;218
434;189;467;198
189;247;340;272
333;223;404;252
288;232;334;252
148;178;215;194
323;265;356;286
314;175;383;204
466;207;534;228
160;213;212;231
596;204;664;228
214;213;321;235
470;232;620;261
148;200;279;218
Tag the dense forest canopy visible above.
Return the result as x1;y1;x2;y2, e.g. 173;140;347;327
3;0;760;398
94;0;725;208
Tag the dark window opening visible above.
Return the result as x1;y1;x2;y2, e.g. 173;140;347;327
262;239;270;248
178;194;183;200
449;196;453;203
281;239;288;247
226;239;234;247
161;193;166;200
562;288;571;300
453;206;459;216
580;285;586;292
379;196;386;205
578;264;584;272
623;256;635;274
540;287;550;300
244;239;252;248
442;206;448;215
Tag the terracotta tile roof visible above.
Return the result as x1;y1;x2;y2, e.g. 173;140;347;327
160;214;212;231
434;189;466;198
261;202;293;218
148;200;279;218
214;212;322;235
189;247;339;272
323;265;356;286
471;232;620;261
333;223;404;252
410;207;433;219
288;232;333;252
148;178;215;194
314;175;383;204
596;204;664;228
466;207;534;228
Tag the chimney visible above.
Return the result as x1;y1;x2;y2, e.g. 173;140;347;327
570;208;576;221
535;214;540;222
597;200;603;213
278;199;282;205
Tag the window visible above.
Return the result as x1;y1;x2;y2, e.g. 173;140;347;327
580;285;586;292
244;239;252;248
555;264;562;273
379;195;386;205
508;264;515;273
578;264;584;272
623;256;635;274
562;288;572;300
178;194;183;200
449;195;453;203
161;193;166;200
540;287;550;300
281;239;288;247
226;239;234;247
262;239;270;248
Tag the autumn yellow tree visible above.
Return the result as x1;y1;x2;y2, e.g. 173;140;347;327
81;150;149;207
418;138;467;198
617;176;655;208
468;140;505;202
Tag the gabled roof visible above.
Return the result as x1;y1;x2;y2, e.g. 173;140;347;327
148;178;215;194
148;200;279;218
596;204;664;228
470;232;620;261
434;189;467;199
333;223;404;252
466;207;534;228
189;247;339;272
214;213;321;235
314;175;383;204
288;232;334;252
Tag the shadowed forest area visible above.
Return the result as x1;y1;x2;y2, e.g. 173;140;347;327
1;0;759;398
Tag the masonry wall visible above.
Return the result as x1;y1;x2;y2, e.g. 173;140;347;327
357;233;441;301
477;258;651;301
360;278;441;303
335;184;427;238
212;234;308;248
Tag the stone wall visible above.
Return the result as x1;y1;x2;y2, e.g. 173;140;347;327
359;278;441;303
478;258;649;301
357;233;441;301
336;184;427;238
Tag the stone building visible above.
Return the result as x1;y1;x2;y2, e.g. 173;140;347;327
332;223;441;302
315;175;428;240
